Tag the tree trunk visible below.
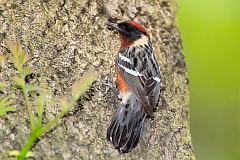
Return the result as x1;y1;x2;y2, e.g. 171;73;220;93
0;0;195;159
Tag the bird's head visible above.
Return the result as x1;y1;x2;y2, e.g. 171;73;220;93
107;20;149;48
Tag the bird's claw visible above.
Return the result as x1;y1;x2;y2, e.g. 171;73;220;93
103;80;121;100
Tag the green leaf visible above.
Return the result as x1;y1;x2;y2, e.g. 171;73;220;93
5;40;29;77
8;150;34;158
19;50;28;66
12;76;25;88
22;66;33;77
26;84;38;93
72;72;97;101
0;82;6;89
0;97;13;107
0;106;15;116
0;97;15;116
59;98;72;112
31;116;41;130
5;41;22;68
8;150;20;157
36;95;44;120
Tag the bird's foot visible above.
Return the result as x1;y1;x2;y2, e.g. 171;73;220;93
103;79;121;100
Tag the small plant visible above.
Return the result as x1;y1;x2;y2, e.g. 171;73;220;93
0;82;16;117
0;54;16;117
5;41;97;159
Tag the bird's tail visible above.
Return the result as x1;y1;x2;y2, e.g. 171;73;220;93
107;96;146;153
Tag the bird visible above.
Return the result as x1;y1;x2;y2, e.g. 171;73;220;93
106;20;161;153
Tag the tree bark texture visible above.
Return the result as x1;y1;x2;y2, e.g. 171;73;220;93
0;0;195;159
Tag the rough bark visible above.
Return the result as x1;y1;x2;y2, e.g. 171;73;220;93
0;0;195;159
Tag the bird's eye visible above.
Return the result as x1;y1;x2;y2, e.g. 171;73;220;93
122;26;128;31
120;24;132;32
125;27;132;32
126;25;134;32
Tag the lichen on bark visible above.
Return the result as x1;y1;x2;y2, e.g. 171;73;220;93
0;0;195;159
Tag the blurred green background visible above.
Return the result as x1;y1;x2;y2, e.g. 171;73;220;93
177;0;240;159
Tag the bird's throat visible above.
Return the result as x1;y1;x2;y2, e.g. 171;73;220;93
119;34;134;48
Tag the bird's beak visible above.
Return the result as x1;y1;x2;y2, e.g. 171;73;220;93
107;22;124;33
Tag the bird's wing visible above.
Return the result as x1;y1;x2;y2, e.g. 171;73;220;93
116;42;160;116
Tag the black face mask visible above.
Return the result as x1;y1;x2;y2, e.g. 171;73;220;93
118;22;144;41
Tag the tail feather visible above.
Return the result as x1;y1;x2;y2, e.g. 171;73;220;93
107;96;146;153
